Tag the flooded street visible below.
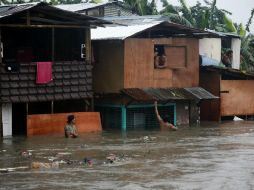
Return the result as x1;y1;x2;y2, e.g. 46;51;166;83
1;121;254;190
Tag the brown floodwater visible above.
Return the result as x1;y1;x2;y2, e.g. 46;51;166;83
1;121;254;190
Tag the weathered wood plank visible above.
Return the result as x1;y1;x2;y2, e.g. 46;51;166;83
27;112;102;136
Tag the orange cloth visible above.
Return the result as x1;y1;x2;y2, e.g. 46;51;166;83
36;62;53;84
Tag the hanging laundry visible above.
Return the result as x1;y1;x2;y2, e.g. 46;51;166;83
36;62;53;84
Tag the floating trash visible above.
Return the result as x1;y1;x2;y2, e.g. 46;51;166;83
31;162;59;169
0;166;29;173
83;158;93;167
21;151;32;157
57;152;72;156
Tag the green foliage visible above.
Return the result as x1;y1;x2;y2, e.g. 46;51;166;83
123;0;158;15
223;15;237;33
238;23;246;38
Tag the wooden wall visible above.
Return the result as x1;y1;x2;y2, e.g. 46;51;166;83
92;41;124;93
200;72;221;121
124;38;199;89
171;38;199;87
27;112;102;136
220;80;254;116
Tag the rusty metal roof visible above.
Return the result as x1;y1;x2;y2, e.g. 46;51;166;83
121;87;218;102
184;87;218;100
201;65;254;79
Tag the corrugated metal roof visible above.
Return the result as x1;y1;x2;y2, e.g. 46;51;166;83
184;87;218;100
91;22;161;40
91;20;219;40
55;2;109;12
121;87;218;102
0;2;37;18
0;2;111;26
205;29;240;38
201;65;254;79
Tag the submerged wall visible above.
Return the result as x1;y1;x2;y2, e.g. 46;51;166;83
199;71;221;121
220;80;254;116
27;112;102;136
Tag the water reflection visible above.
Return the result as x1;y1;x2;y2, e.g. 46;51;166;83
1;121;254;190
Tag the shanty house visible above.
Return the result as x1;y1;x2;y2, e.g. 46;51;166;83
0;2;109;137
200;65;254;121
91;18;218;130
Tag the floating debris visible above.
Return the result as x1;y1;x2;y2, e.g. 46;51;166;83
57;152;72;156
142;136;157;142
0;166;29;173
31;162;59;169
106;153;116;163
21;151;32;157
83;158;93;167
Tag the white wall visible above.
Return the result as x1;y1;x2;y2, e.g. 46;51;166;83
199;38;221;62
231;38;241;69
2;103;12;137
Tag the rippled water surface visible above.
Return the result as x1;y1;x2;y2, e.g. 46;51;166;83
1;121;254;190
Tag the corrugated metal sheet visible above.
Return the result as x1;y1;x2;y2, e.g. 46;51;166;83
104;4;135;17
201;65;254;79
205;29;240;39
184;87;218;100
144;88;188;101
0;3;37;18
91;20;218;40
121;88;154;101
56;2;108;12
91;22;161;40
0;2;110;26
121;87;218;102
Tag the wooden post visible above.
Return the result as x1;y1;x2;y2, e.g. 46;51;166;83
51;101;54;114
91;97;94;111
0;28;2;64
26;10;30;26
52;28;55;62
85;28;91;63
26;103;29;115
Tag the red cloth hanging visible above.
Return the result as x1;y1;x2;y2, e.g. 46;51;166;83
36;62;53;84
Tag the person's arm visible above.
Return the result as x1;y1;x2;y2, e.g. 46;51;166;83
154;101;163;122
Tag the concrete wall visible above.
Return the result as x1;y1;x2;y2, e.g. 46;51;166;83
231;38;241;69
220;80;254;116
27;112;102;136
199;38;221;62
